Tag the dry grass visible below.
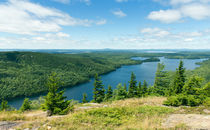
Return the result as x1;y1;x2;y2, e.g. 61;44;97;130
5;96;206;130
109;96;166;107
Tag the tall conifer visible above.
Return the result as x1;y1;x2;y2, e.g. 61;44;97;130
128;72;137;97
93;74;105;103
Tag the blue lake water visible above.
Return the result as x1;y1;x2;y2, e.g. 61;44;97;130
8;57;206;109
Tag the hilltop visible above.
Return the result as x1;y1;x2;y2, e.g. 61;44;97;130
0;96;209;129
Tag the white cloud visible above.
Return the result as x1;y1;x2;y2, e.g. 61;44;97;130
181;4;210;20
150;0;210;23
112;9;127;18
184;38;194;42
56;32;71;38
141;28;170;37
109;28;210;49
148;10;181;23
170;0;194;5
0;0;105;35
95;19;107;25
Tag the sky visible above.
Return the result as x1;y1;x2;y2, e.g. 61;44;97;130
0;0;210;49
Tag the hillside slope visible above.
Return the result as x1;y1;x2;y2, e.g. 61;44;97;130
0;52;150;100
0;97;209;129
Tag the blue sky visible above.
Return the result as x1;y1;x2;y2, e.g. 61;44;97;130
0;0;210;49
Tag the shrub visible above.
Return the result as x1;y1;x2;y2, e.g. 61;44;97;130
20;98;31;112
163;96;181;107
0;100;11;111
203;97;210;107
164;94;204;107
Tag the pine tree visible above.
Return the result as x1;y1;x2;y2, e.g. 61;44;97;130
43;72;72;116
20;98;31;112
104;85;113;101
172;60;186;94
154;63;170;95
183;76;203;95
0;100;10;111
113;84;127;100
128;72;137;97
82;93;88;103
123;84;128;97
93;74;105;103
203;82;210;97
142;80;148;96
137;82;142;97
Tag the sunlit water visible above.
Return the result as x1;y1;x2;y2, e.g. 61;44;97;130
8;57;206;109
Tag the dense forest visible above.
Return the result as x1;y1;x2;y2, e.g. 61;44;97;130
0;51;210;101
0;51;159;100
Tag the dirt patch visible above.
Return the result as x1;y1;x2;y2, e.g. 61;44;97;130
0;121;20;130
76;103;108;110
162;114;210;129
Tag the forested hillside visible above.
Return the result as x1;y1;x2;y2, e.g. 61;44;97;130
0;52;159;100
188;59;210;84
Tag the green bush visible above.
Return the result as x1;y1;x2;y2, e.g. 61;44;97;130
203;97;210;107
164;94;204;107
20;98;31;112
163;96;181;107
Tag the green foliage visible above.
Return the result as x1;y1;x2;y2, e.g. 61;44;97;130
0;100;10;111
171;60;186;95
203;82;210;97
164;94;203;107
30;97;45;110
113;84;127;100
0;52;143;100
128;72;137;97
93;74;105;103
42;73;73;115
137;82;142;97
82;93;88;103
73;106;174;127
165;75;208;107
154;63;170;96
188;59;210;84
142;80;148;96
203;97;210;107
183;76;203;95
20;98;31;112
104;85;113;101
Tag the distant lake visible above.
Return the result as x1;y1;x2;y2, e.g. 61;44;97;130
8;57;206;109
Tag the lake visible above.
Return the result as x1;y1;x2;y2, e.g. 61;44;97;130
8;57;206;109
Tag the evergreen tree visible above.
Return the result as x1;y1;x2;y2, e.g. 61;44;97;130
93;74;105;103
104;85;113;101
82;93;88;103
20;98;31;112
123;84;128;97
128;72;137;97
142;80;148;96
154;63;170;95
113;84;127;100
203;82;210;97
183;76;203;95
43;73;72;116
172;60;186;94
137;82;142;97
0;100;10;111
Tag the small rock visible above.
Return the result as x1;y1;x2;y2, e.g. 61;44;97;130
47;126;52;130
203;109;210;114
